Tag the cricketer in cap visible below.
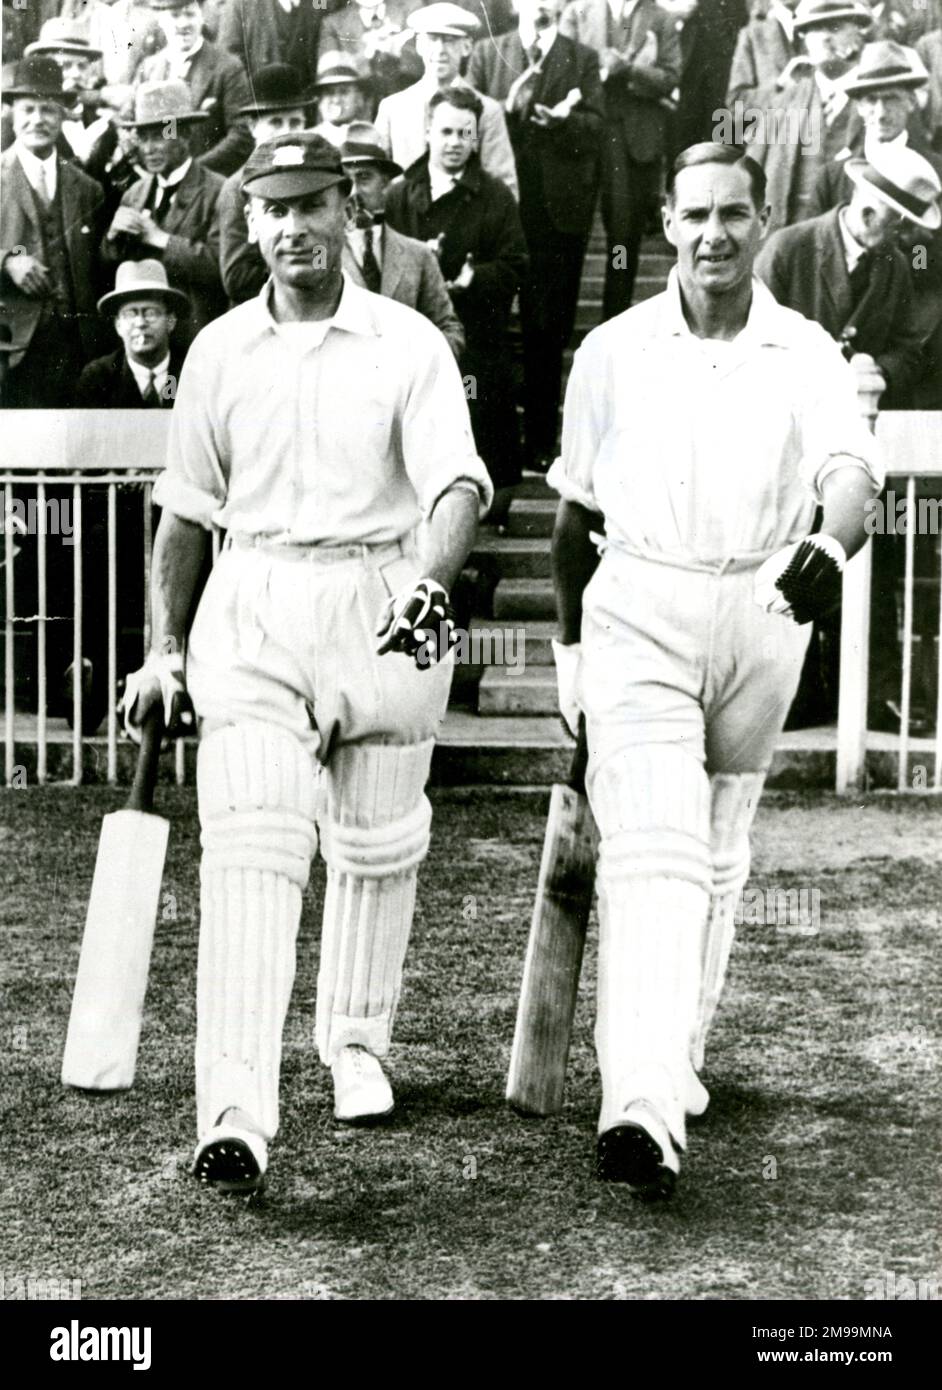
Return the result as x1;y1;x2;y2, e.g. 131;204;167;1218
123;128;492;1196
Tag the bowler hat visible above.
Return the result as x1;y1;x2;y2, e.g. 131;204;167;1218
846;143;942;229
2;54;68;103
340;122;402;177
97;259;191;315
843;40;928;96
119;79;208;129
25;18;103;61
241;130;352;199
237;63;317;118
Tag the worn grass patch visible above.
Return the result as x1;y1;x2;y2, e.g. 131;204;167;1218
1;788;939;1300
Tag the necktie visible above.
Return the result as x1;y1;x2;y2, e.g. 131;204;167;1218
152;181;172;223
141;369;159;406
35;162;52;208
360;227;382;293
848;249;874;302
529;42;542;68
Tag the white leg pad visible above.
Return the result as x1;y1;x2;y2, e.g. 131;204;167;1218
316;740;434;1065
589;745;712;1147
692;771;766;1072
195;722;318;1140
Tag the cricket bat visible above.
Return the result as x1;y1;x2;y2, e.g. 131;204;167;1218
61;709;169;1090
506;722;598;1116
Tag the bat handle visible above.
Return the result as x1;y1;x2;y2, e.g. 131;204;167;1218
567;716;589;796
126;705;163;814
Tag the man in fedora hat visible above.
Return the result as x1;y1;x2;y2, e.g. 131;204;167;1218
756;139;938;401
102;78;226;343
122;130;491;1194
321;0;425;109
340;120;465;355
22;16;112;165
809;39;940;209
748;0;874;231
219;62;317;303
311;50;374;145
76;257;190;406
0;54;106;405
374;3;518;196
136;0;253;176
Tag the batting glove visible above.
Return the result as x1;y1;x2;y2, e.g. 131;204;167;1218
754;534;846;626
552;639;582;739
120;650;196;742
376;577;457;667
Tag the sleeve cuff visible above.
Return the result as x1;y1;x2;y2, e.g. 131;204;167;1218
421;462;494;521
152;472;221;530
546;457;597;512
813;450;884;497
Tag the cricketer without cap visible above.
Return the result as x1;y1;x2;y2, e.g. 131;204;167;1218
123;131;492;1194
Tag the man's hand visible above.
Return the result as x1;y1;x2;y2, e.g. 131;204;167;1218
600;47;628;78
376;577;456;667
137;210;170;250
426;232;445;259
849;351;885;390
777;55;813;87
446;253;474;291
3;251;51;296
120;649;196;742
754;533;846;625
552;639;582;738
530;101;568;127
108;206;148;241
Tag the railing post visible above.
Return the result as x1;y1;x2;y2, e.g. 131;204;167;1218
836;366;883;795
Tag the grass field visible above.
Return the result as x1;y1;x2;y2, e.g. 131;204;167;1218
1;786;940;1301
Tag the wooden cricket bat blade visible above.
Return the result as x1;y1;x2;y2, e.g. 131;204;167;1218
506;782;598;1116
61;807;169;1090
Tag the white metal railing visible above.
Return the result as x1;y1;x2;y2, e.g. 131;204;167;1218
1;404;940;790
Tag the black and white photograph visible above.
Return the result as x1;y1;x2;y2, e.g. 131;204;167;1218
1;0;940;1342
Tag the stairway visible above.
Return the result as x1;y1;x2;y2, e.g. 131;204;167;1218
464;228;674;726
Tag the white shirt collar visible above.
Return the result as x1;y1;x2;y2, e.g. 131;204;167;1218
277;0;301;12
169;34;203;66
518;21;557;56
359;2;386;27
346;224;384;269
127;352;172;398
251;272;381;341
157;156;192;190
14;141;58;200
768;2;795;42
608;0;638;23
864;127;909;162
657;268;797;348
429;163;459;201
837;206;869;274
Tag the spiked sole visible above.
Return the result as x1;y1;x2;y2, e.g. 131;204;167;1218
192;1134;265;1195
596;1123;677;1201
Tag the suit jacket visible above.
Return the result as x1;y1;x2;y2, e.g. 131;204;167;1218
342;223;465;358
468;29;603;236
755;206;924;404
559;0;681;163
320;0;424;106
102;159;225;343
749;75;862;232
0;146;106;360
726;14;795;108
74;345;188;407
136;40;253;177
218;165;265;305
218;0;335;89
671;0;748;150
916;29;942;149
375;78;520;198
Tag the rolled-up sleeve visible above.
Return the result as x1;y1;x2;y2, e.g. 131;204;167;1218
400;324;494;518
547;336;604;512
153;335;229;528
799;333;885;498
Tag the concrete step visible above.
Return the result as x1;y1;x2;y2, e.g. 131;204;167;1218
506;497;557;538
493;577;555;620
467;617;555;668
478;665;556;715
513;475;555;499
470;535;550;580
